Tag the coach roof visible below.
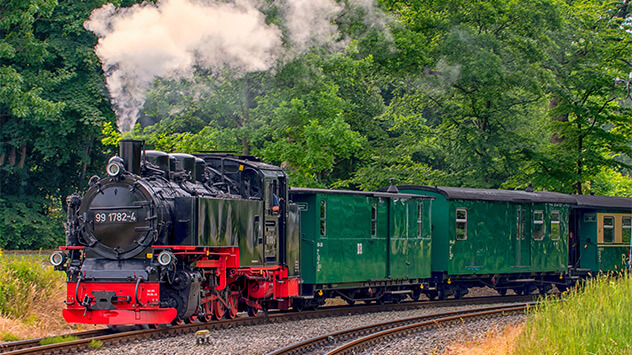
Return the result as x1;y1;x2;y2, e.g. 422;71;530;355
573;194;632;210
396;185;578;204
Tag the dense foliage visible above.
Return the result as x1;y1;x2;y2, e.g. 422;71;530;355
2;0;632;249
0;0;117;249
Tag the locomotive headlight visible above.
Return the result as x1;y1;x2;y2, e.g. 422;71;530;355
157;251;175;266
106;161;122;177
49;251;66;266
106;156;125;177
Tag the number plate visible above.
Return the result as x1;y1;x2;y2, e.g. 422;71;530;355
94;211;138;223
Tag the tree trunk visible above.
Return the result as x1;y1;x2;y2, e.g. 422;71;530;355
82;137;93;180
240;78;251;156
240;137;250;156
574;122;583;195
8;146;15;166
549;97;568;144
17;144;26;169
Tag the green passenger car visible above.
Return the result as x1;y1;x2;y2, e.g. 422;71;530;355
289;188;432;306
571;195;632;272
397;186;575;297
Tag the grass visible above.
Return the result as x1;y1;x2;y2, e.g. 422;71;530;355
514;272;632;354
0;249;103;342
1;331;20;342
90;339;104;349
39;335;79;345
0;249;63;320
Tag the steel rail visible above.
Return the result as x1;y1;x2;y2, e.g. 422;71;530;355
270;303;531;355
0;294;536;355
0;329;113;353
325;304;528;355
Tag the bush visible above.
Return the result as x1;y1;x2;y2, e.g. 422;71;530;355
0;196;65;250
515;272;632;354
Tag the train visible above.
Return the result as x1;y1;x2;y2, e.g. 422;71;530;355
51;140;632;325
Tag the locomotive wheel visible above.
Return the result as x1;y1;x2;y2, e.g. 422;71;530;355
214;299;226;320
226;292;239;319
200;300;213;322
185;315;198;324
171;318;184;326
247;305;259;317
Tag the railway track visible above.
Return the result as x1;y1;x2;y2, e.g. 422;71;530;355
271;303;530;355
0;295;536;355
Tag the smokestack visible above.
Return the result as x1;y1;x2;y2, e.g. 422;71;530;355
119;139;143;175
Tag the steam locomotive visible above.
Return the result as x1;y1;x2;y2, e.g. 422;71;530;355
52;140;632;326
54;140;299;324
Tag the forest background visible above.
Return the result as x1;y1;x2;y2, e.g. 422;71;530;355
1;0;632;249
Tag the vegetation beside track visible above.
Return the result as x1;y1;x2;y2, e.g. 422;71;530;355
442;274;632;354
0;250;101;342
515;272;632;354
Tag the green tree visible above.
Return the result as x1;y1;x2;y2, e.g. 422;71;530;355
522;0;632;194
348;0;561;189
0;0;116;249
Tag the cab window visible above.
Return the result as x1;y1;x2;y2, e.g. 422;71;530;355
456;208;467;240
533;211;544;241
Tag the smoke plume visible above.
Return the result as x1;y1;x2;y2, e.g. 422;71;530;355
85;0;387;131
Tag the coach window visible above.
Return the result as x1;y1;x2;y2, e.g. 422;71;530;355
550;211;561;240
320;200;327;237
456;208;467;240
623;216;631;244
371;203;377;237
603;216;614;244
533;211;544;241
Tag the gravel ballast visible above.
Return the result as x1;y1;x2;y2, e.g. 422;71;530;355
83;301;525;355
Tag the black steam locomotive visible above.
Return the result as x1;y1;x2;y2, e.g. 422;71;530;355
53;140;299;324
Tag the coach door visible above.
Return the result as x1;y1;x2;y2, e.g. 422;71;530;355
514;206;530;268
388;198;410;278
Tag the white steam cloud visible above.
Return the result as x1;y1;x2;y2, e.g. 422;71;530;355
285;0;342;52
85;0;387;131
86;0;288;131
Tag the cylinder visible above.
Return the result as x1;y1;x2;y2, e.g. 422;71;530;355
119;139;143;175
